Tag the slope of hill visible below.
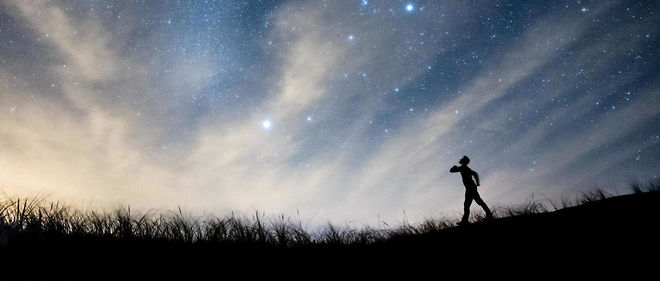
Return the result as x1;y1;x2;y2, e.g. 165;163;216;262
378;190;660;256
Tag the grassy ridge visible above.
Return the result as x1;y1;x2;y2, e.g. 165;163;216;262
3;182;657;247
1;181;659;278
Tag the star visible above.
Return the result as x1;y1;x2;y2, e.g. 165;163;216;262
406;3;414;12
262;119;272;129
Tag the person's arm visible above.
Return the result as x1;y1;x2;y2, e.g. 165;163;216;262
450;165;459;173
472;170;480;186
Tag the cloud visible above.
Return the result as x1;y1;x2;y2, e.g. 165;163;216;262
1;0;178;209
178;1;458;223
338;1;659;222
7;0;119;82
346;5;598;216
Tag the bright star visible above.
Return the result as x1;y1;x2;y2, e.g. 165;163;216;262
262;119;271;129
348;34;354;40
406;3;414;12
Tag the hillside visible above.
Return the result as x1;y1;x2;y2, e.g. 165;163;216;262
378;190;660;255
1;188;659;279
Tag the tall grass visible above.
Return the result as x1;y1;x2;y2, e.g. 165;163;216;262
0;196;384;248
631;180;660;194
1;181;657;248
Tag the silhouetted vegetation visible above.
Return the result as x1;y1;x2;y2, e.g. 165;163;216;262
0;181;658;246
1;181;659;279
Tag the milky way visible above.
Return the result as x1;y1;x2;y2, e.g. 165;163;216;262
0;0;658;226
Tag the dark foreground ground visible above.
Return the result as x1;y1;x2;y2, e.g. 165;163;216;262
1;190;659;279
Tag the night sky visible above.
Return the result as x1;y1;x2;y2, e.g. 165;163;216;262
1;0;658;226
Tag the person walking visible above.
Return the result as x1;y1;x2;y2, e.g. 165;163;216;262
450;156;493;225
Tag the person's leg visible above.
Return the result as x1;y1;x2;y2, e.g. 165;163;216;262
461;192;474;223
473;192;493;219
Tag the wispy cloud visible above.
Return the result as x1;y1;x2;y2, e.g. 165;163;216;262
1;0;177;208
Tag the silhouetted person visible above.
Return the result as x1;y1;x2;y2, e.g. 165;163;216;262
450;156;492;225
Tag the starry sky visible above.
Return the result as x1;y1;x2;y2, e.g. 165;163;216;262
0;0;658;226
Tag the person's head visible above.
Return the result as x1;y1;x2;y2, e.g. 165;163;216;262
459;155;470;166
